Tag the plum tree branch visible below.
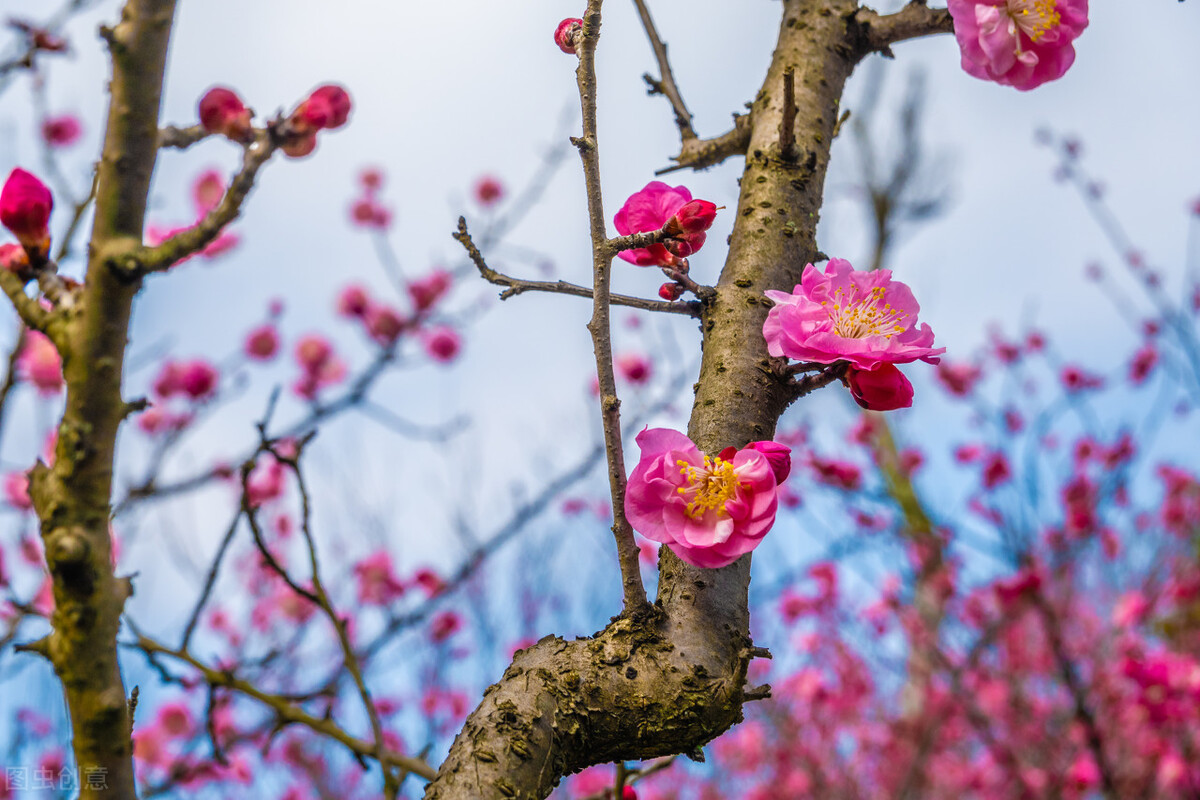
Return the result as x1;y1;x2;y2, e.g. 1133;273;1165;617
456;217;700;317
852;2;955;58
631;0;696;141
573;0;650;615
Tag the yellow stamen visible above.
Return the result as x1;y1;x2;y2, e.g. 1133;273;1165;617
826;285;908;340
1008;0;1061;42
676;456;739;519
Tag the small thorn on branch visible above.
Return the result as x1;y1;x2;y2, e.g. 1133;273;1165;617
744;683;772;701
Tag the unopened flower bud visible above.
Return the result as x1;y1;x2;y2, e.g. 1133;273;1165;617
198;87;253;143
671;199;718;234
281;131;318;159
555;18;583;54
293;85;352;132
658;282;683;301
0;168;53;261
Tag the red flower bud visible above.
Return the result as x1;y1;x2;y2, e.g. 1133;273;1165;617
670;199;718;234
0;168;53;260
846;364;913;411
198;87;253;143
294;85;352;131
658;282;684;301
554;18;583;54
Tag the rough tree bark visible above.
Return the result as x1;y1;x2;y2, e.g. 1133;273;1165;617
17;2;177;799
424;2;951;798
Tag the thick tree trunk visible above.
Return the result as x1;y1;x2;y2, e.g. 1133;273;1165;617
424;2;887;797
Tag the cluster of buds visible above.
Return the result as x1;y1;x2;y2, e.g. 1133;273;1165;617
656;198;718;301
279;85;352;158
0;168;54;273
197;84;352;158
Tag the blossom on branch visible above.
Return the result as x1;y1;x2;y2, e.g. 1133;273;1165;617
41;114;82;147
614;181;714;267
764;259;944;370
947;0;1088;90
625;427;788;569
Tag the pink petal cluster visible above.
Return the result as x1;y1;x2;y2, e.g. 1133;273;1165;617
0;168;53;259
625;428;789;569
293;334;346;399
763;259;944;370
153;359;219;402
613;182;711;267
947;0;1089;91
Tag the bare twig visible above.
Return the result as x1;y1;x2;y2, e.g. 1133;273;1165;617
157;123;212;149
631;0;696;141
455;217;701;317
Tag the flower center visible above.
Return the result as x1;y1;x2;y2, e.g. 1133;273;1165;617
1007;0;1060;42
822;285;908;340
676;456;739;519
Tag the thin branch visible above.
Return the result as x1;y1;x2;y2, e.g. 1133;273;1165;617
131;130;277;275
631;0;696;141
0;265;51;331
179;506;243;650
657;116;751;175
285;448;401;799
785;362;848;403
157;123;212;149
455;217;700;317
131;634;437;781
574;0;648;612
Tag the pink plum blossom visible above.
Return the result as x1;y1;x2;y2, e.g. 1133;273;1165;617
615;352;652;385
624;427;787;568
41;114;82;147
17;331;62;394
244;324;280;360
3;472;31;511
422;326;461;363
473;176;504;206
353;551;406;606
407;270;452;313
763;259;944;370
947;0;1088;91
613;181;707;267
